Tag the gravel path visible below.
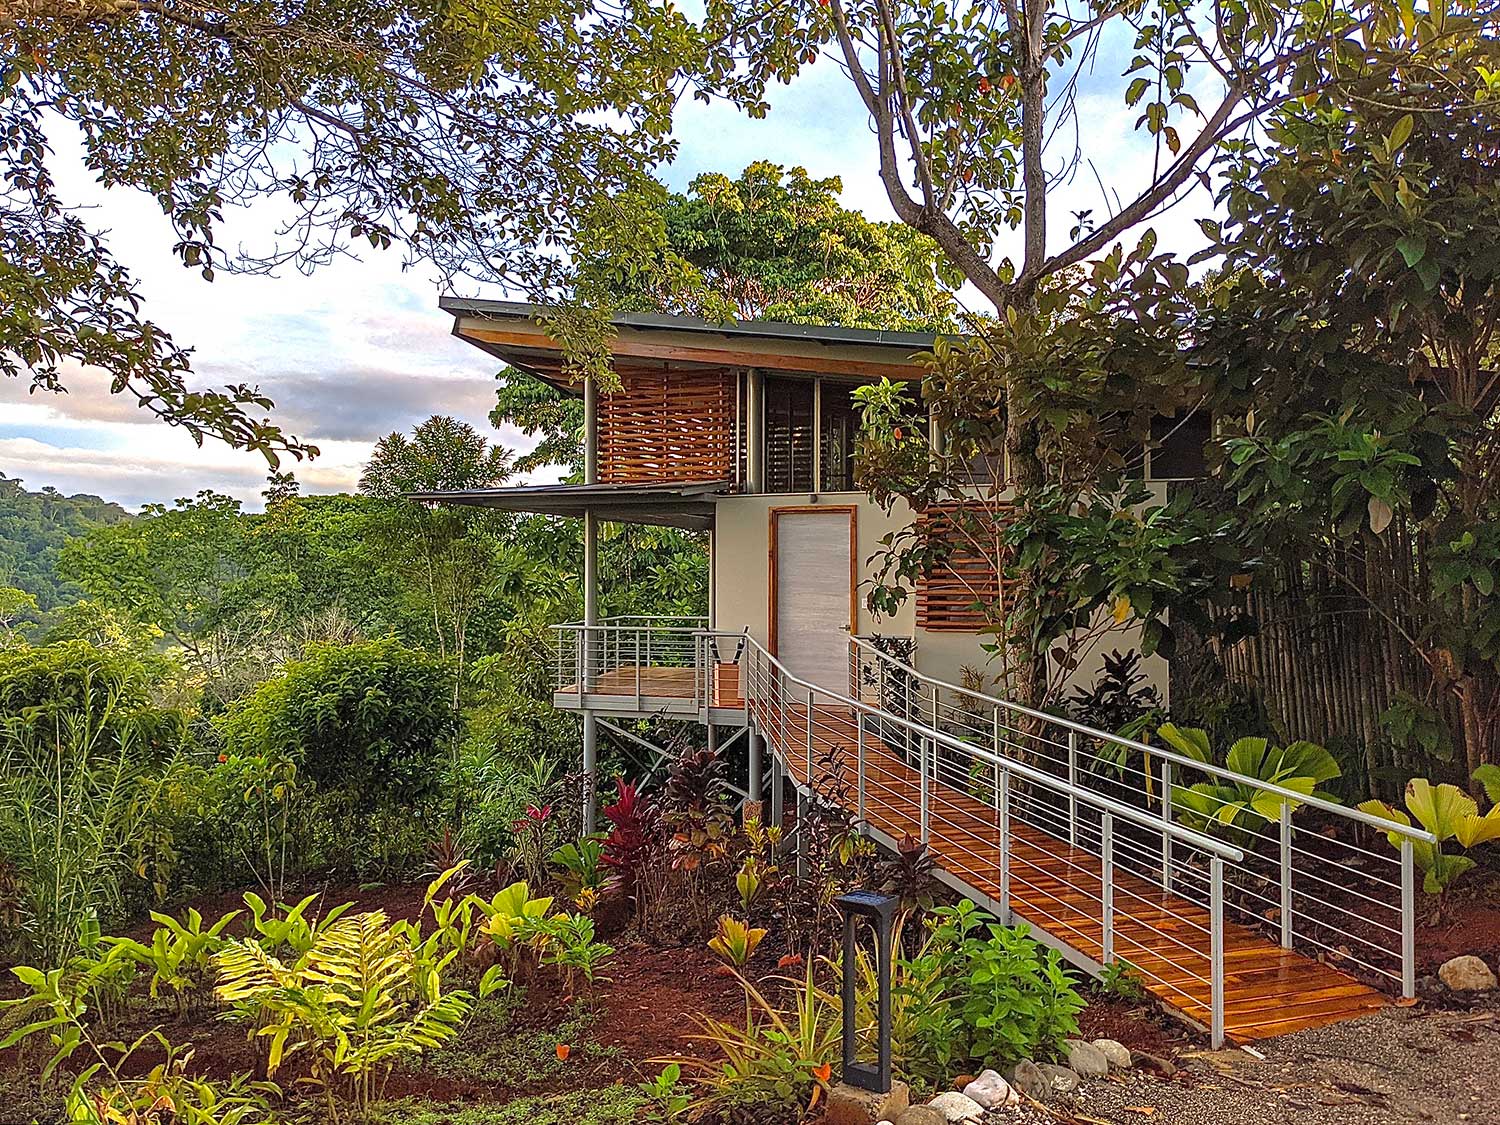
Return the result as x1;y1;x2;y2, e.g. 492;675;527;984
986;1007;1499;1125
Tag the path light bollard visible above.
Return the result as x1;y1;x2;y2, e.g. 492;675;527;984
836;890;899;1095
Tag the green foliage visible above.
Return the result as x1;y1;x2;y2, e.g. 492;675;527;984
374;1087;648;1125
1158;723;1350;840
1359;777;1500;899
1157;724;1342;833
639;1063;692;1123
417;989;613;1088
0;474;131;613
1097;959;1149;1004
600;161;955;329
707;915;767;968
549;835;607;900
217;638;456;806
5;0;723;444
932;902;1084;1066
679;964;840;1118
215;909;476;1121
114;906;242;1017
0;669;184;963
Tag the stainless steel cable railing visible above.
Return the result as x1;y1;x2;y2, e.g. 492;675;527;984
849;635;1432;1000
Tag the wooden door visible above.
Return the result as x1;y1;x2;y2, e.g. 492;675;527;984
770;507;856;692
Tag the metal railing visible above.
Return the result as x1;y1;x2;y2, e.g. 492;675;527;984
739;638;1245;1046
553;617;745;714
849;636;1431;1001
546;615;1429;1043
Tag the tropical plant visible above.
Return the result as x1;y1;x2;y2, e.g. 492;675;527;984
675;964;840;1117
639;1062;692;1123
216;638;457;808
708;915;767;969
1358;776;1500;904
1097;959;1149;1004
242;892;351;959
845;912;963;1085
115;907;242;1018
549;835;607;902
471;881;556;976
540;913;615;994
876;833;938;918
1156;724;1342;833
1070;650;1166;779
215;907;490;1124
63;1039;283;1125
0;672;173;964
930;901;1084;1066
600;778;665;925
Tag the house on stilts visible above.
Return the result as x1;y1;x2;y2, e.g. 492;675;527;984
417;296;1431;1048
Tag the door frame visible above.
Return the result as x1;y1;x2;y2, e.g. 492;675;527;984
767;505;858;657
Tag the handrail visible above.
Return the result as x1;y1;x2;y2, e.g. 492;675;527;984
744;639;1245;863
849;635;1436;845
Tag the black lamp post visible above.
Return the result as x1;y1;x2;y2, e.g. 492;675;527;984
835;889;900;1094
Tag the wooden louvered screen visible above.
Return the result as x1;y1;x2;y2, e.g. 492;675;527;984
598;369;736;484
915;502;1008;632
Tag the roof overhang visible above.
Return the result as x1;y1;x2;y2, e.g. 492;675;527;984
407;479;730;531
439;296;942;392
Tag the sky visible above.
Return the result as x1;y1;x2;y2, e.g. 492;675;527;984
1;34;1219;512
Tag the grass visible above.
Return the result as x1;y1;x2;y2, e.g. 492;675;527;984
418;985;620;1088
374;1087;651;1125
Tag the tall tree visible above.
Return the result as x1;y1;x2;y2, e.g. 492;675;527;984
361;415;513;710
493;160;956;476
1192;36;1500;776
2;0;718;458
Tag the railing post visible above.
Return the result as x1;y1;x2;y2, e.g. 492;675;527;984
806;688;815;788
1210;856;1226;1050
1101;812;1115;965
1401;837;1416;999
856;710;867;825
771;752;784;829
1067;730;1079;846
634;629;642;709
1279;799;1293;950
998;771;1011;924
992;708;1002;808
919;735;931;844
1160;759;1173;892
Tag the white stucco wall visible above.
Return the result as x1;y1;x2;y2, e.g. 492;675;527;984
711;485;1171;706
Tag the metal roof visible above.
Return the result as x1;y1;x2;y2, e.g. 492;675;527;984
438;296;945;352
407;479;731;531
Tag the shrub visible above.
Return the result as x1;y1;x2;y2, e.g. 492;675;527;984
1359;774;1500;904
217;638;456;806
1156;723;1342;833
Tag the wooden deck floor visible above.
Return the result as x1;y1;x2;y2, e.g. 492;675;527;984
560;664;743;709
760;704;1386;1043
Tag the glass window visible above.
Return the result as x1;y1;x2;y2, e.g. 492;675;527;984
764;376;814;492
819;381;861;492
1149;411;1211;480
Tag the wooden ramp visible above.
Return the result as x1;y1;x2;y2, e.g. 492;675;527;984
761;703;1386;1044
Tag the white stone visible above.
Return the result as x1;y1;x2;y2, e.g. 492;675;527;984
962;1069;1018;1109
926;1091;986;1122
1091;1038;1132;1069
1438;955;1497;992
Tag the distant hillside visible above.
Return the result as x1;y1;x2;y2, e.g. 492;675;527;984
0;473;132;610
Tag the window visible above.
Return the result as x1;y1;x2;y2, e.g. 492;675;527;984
764;376;814;492
819;381;861;492
1148;411;1211;480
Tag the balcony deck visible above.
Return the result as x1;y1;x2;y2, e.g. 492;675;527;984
555;662;744;719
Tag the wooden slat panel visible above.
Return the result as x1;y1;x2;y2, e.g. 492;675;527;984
599;369;735;484
916;502;1008;631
